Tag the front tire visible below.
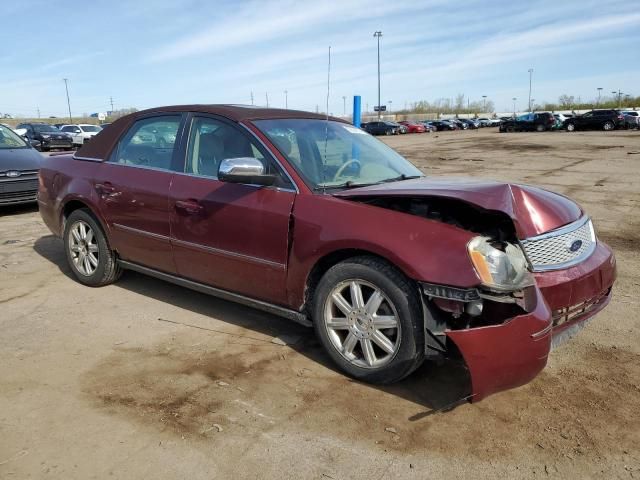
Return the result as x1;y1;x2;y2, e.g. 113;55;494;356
312;256;424;384
63;209;121;287
566;123;576;132
536;124;545;132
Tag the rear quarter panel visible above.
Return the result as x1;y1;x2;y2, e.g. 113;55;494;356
38;154;105;237
287;194;480;308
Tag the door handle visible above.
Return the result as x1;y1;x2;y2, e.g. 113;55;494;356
95;182;116;195
175;199;203;215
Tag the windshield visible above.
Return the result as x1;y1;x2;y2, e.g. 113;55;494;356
81;125;101;132
33;124;60;133
254;119;423;189
0;125;28;149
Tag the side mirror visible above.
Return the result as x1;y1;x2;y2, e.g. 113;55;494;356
218;157;276;186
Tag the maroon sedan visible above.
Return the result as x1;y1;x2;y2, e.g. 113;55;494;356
398;121;426;133
37;105;616;401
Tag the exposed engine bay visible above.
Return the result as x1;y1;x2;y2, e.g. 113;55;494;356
352;195;518;243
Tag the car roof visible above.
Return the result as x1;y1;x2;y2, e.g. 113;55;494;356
75;104;347;161
135;104;344;123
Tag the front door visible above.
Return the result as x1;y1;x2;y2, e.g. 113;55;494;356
94;114;184;274
169;115;296;305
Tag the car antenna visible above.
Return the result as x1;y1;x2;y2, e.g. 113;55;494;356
322;45;331;195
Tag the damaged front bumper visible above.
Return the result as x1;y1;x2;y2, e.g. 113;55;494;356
444;286;552;401
420;241;616;402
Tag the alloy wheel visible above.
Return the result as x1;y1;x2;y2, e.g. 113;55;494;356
323;280;401;369
68;220;99;276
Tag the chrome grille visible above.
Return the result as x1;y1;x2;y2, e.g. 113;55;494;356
521;217;596;271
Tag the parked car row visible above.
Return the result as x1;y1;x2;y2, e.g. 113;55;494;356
499;109;638;133
360;117;504;135
13;122;106;151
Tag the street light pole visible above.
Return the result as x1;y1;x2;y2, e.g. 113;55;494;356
482;95;487;112
63;78;72;123
284;90;288;109
373;31;383;119
512;97;517;116
527;68;533;112
342;95;346;116
597;87;602;106
612;90;622;108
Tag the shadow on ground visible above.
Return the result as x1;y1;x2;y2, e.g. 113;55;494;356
33;234;471;421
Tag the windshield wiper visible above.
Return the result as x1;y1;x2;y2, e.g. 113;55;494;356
375;174;423;184
313;181;376;191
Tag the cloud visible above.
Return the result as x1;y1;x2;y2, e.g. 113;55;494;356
147;0;423;63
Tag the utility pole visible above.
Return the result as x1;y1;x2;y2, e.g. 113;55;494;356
597;87;602;106
109;96;114;114
265;92;269;108
284;90;288;109
612;90;623;108
315;104;319;114
611;89;624;108
373;31;383;118
63;78;72;123
528;68;533;112
250;91;254;105
37;107;40;119
482;95;487;112
512;97;517;116
342;95;346;115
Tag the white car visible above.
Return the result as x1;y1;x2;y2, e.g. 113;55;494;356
621;111;639;129
59;124;102;146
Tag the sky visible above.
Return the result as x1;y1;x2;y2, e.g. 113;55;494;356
1;0;639;118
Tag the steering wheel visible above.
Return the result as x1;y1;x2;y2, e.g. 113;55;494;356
333;159;361;181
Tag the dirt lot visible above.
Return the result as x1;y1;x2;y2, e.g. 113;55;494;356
1;129;639;479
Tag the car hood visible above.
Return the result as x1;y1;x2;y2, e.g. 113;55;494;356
0;147;42;171
333;176;582;239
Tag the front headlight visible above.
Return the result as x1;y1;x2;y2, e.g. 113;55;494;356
467;236;534;292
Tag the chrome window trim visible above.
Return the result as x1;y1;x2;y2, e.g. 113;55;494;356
72;155;103;162
521;216;597;272
170;169;297;193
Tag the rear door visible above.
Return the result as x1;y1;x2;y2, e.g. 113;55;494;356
94;113;185;273
169;115;296;305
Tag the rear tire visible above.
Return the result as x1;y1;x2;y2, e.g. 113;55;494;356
63;209;122;287
603;121;614;131
312;256;424;384
536;124;545;132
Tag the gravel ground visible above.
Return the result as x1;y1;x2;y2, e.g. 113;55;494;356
1;129;639;479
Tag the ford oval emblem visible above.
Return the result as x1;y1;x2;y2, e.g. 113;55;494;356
6;170;21;178
568;239;583;252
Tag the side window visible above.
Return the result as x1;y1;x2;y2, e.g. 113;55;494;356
61;126;72;132
111;116;181;170
185;117;293;188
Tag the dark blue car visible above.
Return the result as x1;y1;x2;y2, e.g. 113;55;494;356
0;125;43;205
